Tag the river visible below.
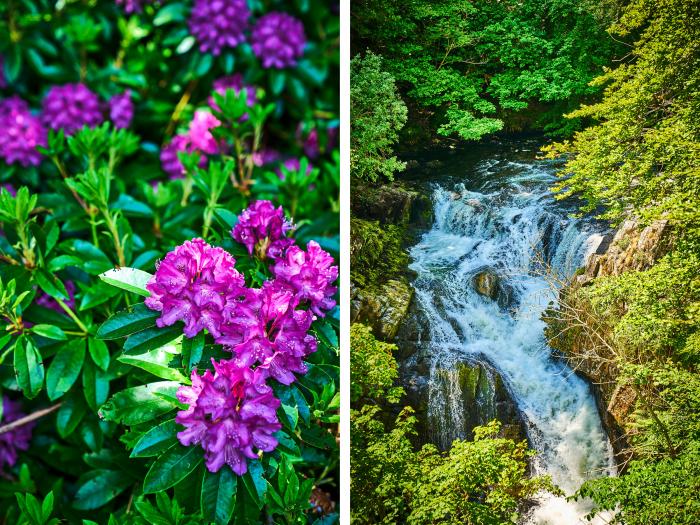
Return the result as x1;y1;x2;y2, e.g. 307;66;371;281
400;139;616;524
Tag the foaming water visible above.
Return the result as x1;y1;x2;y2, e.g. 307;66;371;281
407;156;615;523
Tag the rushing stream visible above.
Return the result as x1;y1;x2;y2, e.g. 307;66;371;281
402;141;616;523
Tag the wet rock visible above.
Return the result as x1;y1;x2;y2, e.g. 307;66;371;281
351;279;414;341
404;359;524;449
351;181;431;228
473;269;499;299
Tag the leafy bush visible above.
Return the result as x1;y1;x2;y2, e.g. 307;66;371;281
0;1;339;523
350;52;407;183
352;0;620;139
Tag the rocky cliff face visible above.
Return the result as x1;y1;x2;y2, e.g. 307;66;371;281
552;219;673;460
350;181;432;341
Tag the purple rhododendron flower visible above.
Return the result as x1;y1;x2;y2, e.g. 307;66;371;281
231;200;294;258
176;359;281;474
252;148;281;167
272;241;338;316
160;111;221;178
0;97;46;167
208;75;257;118
188;0;250;56
187;110;221;154
303;128;319;159
145;238;245;338
36;280;76;313
160;135;193;179
0;397;33;471
115;0;151;13
276;157;313;180
108;90;134;129
42;83;103;135
217;282;317;385
251;12;306;69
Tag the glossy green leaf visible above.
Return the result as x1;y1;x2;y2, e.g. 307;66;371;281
73;470;133;510
31;324;67;340
182;331;204;372
14;337;44;399
46;338;86;400
201;467;237;525
130;419;179;458
99;381;180;426
99;267;152;297
143;443;203;493
118;344;188;382
242;460;267;509
123;325;182;355
88;338;110;371
96;303;160;340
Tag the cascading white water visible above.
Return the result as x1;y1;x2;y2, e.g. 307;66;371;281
408;156;616;524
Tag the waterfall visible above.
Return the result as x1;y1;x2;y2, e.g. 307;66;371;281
407;156;616;524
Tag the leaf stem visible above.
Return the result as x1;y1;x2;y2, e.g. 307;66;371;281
56;297;89;334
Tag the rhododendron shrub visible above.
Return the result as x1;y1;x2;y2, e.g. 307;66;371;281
0;0;338;522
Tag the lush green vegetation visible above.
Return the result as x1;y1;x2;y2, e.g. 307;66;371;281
350;325;549;524
352;0;620;140
544;0;700;521
352;0;700;522
350;52;407;183
0;1;339;523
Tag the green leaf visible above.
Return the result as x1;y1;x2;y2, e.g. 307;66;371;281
118;344;188;382
96;303;160;340
88;338;110;371
46;339;86;401
123;326;181;355
242;460;267;509
99;267;152;297
99;381;180;426
143;444;203;493
73;470;133;510
14;337;44;399
56;393;87;438
130;419;179;458
31;324;67;340
176;35;196;54
34;270;69;302
82;360;110;412
182;332;204;372
201;468;237;525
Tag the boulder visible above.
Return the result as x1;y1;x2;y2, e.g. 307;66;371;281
351;279;414;341
473;269;499;299
403;358;524;449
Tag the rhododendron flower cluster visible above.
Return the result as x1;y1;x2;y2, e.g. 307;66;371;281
0;397;33;472
160;110;221;178
0;97;47;167
42;83;104;135
188;0;250;56
145;239;244;338
115;0;151;13
232;200;294;258
145;201;337;474
176;360;280;474
251;13;307;69
208;74;257;118
108;90;134;129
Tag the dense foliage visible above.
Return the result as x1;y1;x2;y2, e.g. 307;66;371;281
545;0;700;521
349;52;406;183
352;0;620;140
0;0;339;523
349;321;548;524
